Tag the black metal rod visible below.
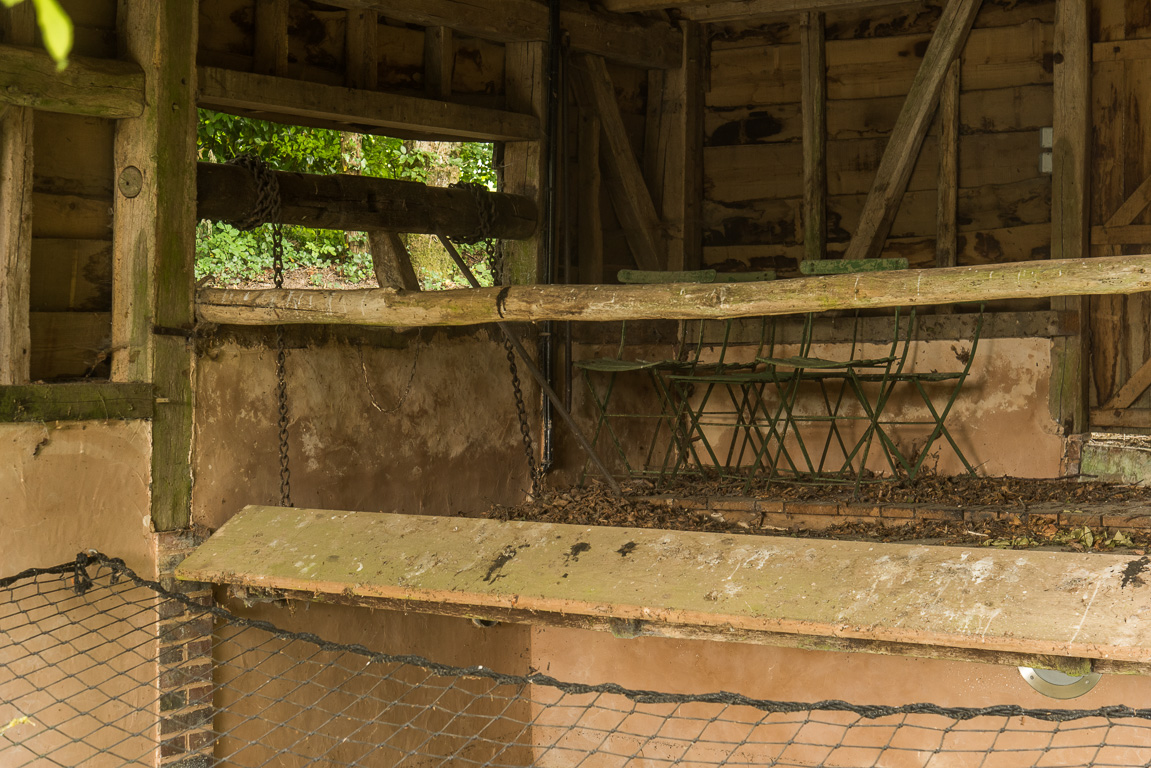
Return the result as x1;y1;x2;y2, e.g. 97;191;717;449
439;236;622;495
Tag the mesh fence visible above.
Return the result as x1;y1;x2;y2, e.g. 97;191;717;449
4;553;1151;767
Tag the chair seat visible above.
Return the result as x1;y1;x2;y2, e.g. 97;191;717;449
575;358;698;373
757;355;897;370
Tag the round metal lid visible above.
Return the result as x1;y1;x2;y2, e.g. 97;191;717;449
1018;667;1102;699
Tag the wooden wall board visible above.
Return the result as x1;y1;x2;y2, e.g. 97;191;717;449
0;381;153;421
197;0;255;61
31;112;114;199
29;312;110;380
30;238;113;312
30;193;112;240
177;505;1151;667
60;0;116;58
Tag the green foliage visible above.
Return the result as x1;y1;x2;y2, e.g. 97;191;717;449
195;110;496;288
2;0;72;69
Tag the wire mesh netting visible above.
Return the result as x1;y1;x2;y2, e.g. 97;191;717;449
4;553;1151;767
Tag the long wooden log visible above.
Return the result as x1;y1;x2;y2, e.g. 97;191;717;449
197;162;538;239
198;253;1151;328
0;43;145;118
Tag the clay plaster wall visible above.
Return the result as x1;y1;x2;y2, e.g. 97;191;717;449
193;328;537;762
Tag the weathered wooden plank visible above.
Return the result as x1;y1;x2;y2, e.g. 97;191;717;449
1051;0;1089;263
0;43;145;118
324;0;682;70
1093;37;1151;62
197;161;539;238
344;8;378;90
0;381;153;421
0;96;32;384
196;66;540;142
936;60;959;269
30;238;113;312
368;231;420;291
197;253;1151;328
577;110;604;284
1102;356;1151;411
177;506;1151;667
497;42;546;285
1091;407;1151;430
254;0;289;76
800;12;826;264
843;0;983;262
424;26;453;99
1103;172;1151;228
572;53;663;272
28;311;110;380
1090;225;1151;246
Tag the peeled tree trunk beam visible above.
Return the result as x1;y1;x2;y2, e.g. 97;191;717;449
198;254;1151;327
196;162;538;239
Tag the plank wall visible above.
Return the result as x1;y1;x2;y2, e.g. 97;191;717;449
1091;0;1151;417
702;1;1054;278
24;0;118;379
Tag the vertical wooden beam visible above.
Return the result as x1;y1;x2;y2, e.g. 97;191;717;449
643;68;665;201
116;0;199;530
651;20;704;272
843;0;982;262
424;27;454;100
800;11;826;264
345;9;379;90
1052;0;1092;433
935;59;960;269
503;42;548;285
0;3;34;385
368;231;421;291
254;0;290;77
571;53;663;271
578;109;603;283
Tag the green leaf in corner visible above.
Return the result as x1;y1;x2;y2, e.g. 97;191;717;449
30;0;73;70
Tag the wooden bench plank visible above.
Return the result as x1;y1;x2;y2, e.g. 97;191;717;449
178;505;1151;669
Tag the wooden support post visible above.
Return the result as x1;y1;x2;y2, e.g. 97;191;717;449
571;53;663;272
197;253;1151;328
1051;0;1090;433
116;0;199;530
424;27;454;100
503;42;548;285
577;109;603;284
651;21;704;272
0;5;33;385
345;9;378;90
0;43;145;118
843;0;982;262
196;161;539;238
254;0;290;77
800;11;826;264
936;59;960;269
368;231;421;291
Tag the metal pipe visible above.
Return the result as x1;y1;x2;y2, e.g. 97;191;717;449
439;236;621;495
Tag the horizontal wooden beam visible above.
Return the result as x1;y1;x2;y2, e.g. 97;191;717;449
1091;407;1151;430
177;506;1151;670
197;253;1151;328
0;43;145;118
327;0;682;70
678;0;899;22
197;67;539;142
197;162;538;239
1091;225;1151;246
0;382;154;422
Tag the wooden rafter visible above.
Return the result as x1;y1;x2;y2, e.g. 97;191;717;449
197;66;540;143
325;0;682;70
571;53;663;272
678;0;908;23
843;0;983;262
0;43;145;119
198;253;1151;328
800;11;826;264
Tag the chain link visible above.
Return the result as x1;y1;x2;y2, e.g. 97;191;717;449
228;155;292;507
449;182;542;497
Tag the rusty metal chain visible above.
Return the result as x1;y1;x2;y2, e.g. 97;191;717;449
449;182;542;496
228;155;292;507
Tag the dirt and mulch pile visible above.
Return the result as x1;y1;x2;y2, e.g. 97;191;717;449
488;475;1151;555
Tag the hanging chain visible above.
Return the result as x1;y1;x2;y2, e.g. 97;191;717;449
228;155;292;507
450;182;542;497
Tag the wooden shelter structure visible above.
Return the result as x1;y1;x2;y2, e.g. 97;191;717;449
8;0;1151;764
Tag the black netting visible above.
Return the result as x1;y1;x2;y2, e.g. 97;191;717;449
3;553;1151;767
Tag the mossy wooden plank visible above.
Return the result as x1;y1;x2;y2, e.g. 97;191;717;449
799;257;908;275
0;381;153;421
179;505;1151;665
0;43;144;118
